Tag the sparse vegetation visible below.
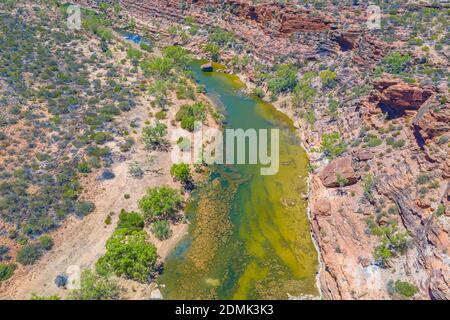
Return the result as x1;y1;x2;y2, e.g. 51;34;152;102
320;132;347;159
267;63;298;95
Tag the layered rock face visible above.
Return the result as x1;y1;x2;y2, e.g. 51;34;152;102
114;0;333;61
100;0;390;66
373;78;434;110
310;74;448;299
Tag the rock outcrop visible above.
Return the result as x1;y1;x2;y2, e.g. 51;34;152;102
373;77;433;111
318;156;360;188
413;102;449;142
332;30;361;51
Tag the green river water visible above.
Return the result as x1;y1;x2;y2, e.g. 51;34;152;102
158;63;318;299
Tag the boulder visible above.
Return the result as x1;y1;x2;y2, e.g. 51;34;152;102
353;149;374;162
200;63;213;72
333;31;361;51
319;156;360;188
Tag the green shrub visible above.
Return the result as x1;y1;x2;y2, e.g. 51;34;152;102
142;122;168;150
95;27;113;42
86;146;111;157
320;132;347;159
119;138;135;152
77;162;91;173
319;70;337;88
435;204;445;217
0;245;11;262
416;173;430;184
68;270;121;300
374;239;392;266
291;72;317;107
140;57;172;78
175;103;206;132
367;137;383;148
163;45;191;68
16;243;43;265
91;131;112;144
75;201;96;216
126;47;142;61
383;52;411;74
117;209;144;233
140;42;152;52
138;186;183;220
155;110;167;120
267;63;298;95
151;220;172;240
38;235;54;251
128;161;144;179
170;163;192;185
208;27;235;47
96;230;157;283
394;280;418;298
104;215;112;225
0;263;16;282
252;88;265;98
30;293;61;300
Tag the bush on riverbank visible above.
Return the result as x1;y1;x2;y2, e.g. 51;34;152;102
96;230;157;283
69;270;121;300
138;186;183;220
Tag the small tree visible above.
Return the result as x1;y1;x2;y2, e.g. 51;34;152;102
363;174;375;199
138;186;183;220
374;239;392;267
142;122;168;150
170;163;193;189
96;230;157;283
163;45;191;69
267;63;298;95
383;52;411;74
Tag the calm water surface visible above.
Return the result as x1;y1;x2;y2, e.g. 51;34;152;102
159;62;318;299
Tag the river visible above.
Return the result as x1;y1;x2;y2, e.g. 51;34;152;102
158;62;319;299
